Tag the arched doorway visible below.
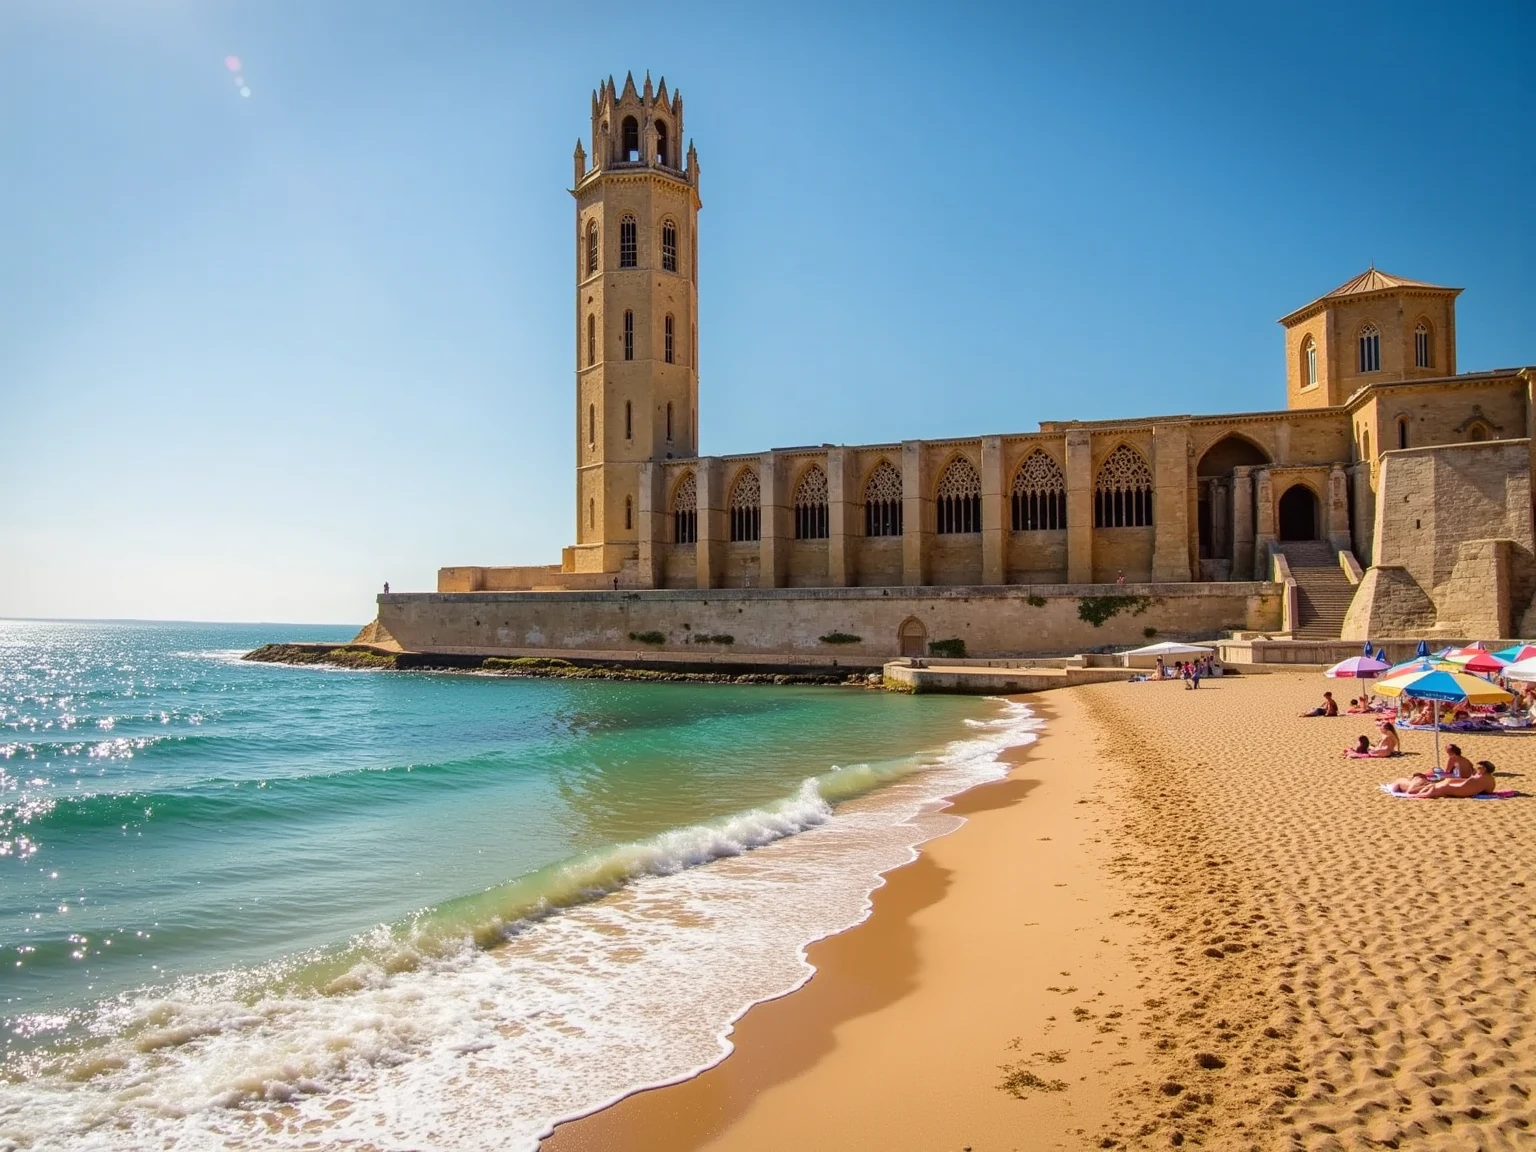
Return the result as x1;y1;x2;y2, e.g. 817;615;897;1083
1196;434;1271;578
1278;485;1320;541
898;617;927;658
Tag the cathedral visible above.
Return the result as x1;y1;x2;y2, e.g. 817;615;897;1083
409;74;1536;660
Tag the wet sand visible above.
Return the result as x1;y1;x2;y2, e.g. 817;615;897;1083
544;674;1536;1150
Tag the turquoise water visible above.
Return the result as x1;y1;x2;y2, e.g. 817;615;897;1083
0;619;1037;1150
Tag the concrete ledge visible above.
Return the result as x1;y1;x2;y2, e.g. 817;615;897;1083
882;663;1135;695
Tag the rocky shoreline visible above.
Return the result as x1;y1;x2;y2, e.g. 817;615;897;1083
241;644;872;687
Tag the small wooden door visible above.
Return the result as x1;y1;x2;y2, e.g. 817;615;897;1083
898;617;927;658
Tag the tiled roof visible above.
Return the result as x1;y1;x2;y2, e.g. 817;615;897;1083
1279;268;1461;325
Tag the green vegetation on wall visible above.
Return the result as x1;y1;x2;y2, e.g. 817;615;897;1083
818;632;862;645
689;633;735;645
928;638;967;658
628;630;667;645
1077;595;1153;628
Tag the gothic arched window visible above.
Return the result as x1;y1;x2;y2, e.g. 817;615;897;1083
1358;324;1381;373
1303;336;1317;387
621;116;639;162
620;215;637;268
1414;321;1432;369
672;471;697;545
587;314;596;367
793;465;829;540
586;220;599;276
728;468;761;543
935;456;982;534
664;314;675;364
1094;445;1153;528
1397;416;1410;450
655;119;670;167
1011;450;1066;531
864;461;903;537
662;221;677;273
623;310;634;361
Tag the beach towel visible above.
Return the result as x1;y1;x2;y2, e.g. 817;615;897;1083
1377;784;1523;800
1345;750;1400;759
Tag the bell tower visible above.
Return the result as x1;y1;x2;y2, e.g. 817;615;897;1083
569;71;701;576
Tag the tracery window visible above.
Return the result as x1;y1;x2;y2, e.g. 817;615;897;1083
1011;450;1066;531
728;468;761;543
1414;321;1431;369
665;315;675;363
623;310;634;361
620;215;637;267
1093;445;1153;528
586;221;599;276
935;456;981;534
662;221;677;273
1358;324;1380;373
672;471;697;545
793;465;829;540
864;461;904;537
1303;337;1317;387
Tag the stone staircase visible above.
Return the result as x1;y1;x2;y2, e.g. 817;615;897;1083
1279;541;1359;641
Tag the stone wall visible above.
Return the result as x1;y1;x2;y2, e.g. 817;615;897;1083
378;582;1282;660
1342;438;1535;638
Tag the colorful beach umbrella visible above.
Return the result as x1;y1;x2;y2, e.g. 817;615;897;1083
1448;650;1508;675
1494;644;1536;664
1325;655;1389;678
1416;640;1430;658
1371;667;1513;765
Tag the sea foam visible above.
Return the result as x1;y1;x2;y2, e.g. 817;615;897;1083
0;698;1041;1152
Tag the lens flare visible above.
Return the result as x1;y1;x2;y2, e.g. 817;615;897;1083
224;55;242;73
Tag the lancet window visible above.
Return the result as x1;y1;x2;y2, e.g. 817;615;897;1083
587;314;596;366
864;461;904;537
728;468;761;543
1358;324;1380;373
935;456;981;534
623;310;634;360
793;465;829;540
666;401;674;442
586;221;599;276
625;495;632;530
1093;445;1153;528
1414;321;1431;369
1011;450;1066;531
621;116;640;162
1303;337;1317;387
620;215;637;267
665;315;675;363
662;221;677;272
625;400;632;440
672;471;697;545
656;120;670;167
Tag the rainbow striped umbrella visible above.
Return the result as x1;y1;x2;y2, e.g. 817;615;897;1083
1448;650;1508;675
1494;644;1536;664
1371;667;1513;764
1325;655;1389;678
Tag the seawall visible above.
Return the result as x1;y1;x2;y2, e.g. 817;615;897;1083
374;582;1281;660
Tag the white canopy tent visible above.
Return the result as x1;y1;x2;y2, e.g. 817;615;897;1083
1122;641;1215;657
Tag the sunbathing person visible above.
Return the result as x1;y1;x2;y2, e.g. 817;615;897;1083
1345;697;1372;714
1367;722;1400;757
1347;735;1372;756
1409;702;1436;727
1402;761;1499;798
1388;744;1473;790
1301;691;1338;718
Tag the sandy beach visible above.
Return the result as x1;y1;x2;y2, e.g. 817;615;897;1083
545;672;1536;1151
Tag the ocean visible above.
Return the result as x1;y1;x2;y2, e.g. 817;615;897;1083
0;619;1041;1151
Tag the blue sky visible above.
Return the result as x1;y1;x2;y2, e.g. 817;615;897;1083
2;0;1531;624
